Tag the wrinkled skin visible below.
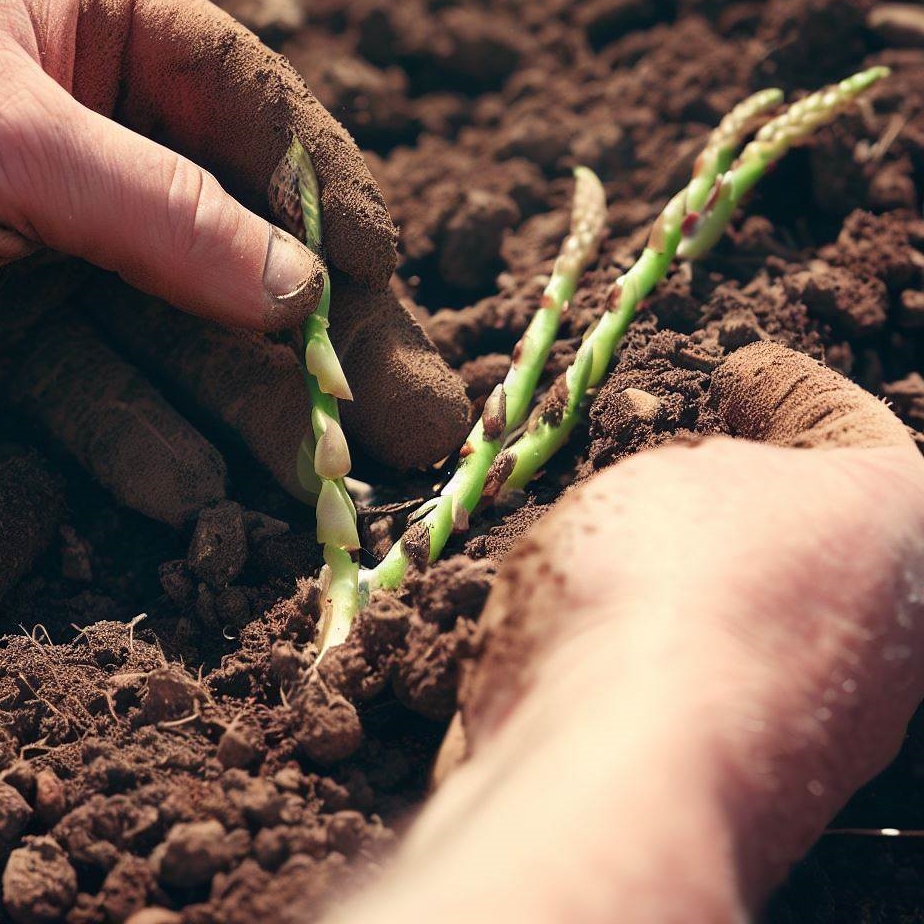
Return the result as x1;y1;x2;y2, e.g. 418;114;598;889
333;351;924;923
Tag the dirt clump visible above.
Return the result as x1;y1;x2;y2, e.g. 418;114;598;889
588;328;722;470
138;668;208;726
897;289;924;329
0;784;32;847
405;556;497;627
33;770;66;828
3;836;78;924
187;502;249;588
98;855;160;924
439;190;520;290
318;595;411;703
394;616;478;721
783;264;889;339
465;502;553;562
883;373;924;432
290;675;363;765
458;352;512;403
220;0;305;42
216;721;266;772
152;820;246;888
820;209;922;291
868;4;924;49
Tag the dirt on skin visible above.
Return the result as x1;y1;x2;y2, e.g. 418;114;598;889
1;0;924;921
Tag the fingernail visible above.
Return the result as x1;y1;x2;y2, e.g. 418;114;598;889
262;226;325;330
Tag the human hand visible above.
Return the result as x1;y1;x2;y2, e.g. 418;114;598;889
0;0;471;529
330;342;924;922
0;0;396;324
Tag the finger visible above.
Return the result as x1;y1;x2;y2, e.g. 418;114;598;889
8;311;227;528
0;50;325;331
84;275;309;500
431;345;924;919
434;340;919;778
358;439;924;924
86;274;473;479
466;342;918;743
328;279;472;470
73;0;397;289
709;339;915;451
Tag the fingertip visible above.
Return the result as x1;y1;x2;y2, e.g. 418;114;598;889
328;281;471;469
261;226;327;331
265;120;397;291
321;180;398;291
711;341;914;451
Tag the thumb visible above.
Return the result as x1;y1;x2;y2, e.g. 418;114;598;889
0;48;324;331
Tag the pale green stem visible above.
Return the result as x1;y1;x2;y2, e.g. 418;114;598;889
361;167;608;594
491;68;888;495
679;66;889;259
287;138;361;654
501;190;687;491
685;87;784;213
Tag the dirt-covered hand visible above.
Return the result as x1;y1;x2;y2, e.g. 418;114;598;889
331;343;924;923
0;0;471;533
0;0;398;328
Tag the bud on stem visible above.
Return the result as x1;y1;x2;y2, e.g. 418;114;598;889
305;333;353;401
313;409;351;480
289;136;363;655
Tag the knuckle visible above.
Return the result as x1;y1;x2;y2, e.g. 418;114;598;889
164;155;243;265
164;155;206;258
0;47;47;147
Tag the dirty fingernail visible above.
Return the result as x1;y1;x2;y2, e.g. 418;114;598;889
262;225;326;331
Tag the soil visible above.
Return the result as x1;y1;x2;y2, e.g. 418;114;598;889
2;0;924;921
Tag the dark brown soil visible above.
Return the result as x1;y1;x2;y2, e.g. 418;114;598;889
2;0;924;921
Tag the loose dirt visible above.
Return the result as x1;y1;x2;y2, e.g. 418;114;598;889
2;0;924;920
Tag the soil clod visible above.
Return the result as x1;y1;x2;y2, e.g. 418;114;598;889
290;675;363;765
2;837;78;924
188;502;249;588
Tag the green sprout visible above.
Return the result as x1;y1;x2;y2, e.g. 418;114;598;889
289;67;888;656
679;67;890;259
358;167;608;601
487;66;889;496
289;138;360;653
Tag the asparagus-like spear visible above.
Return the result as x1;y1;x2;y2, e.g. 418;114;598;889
288;138;361;652
361;167;608;595
679;66;890;259
685;87;784;213
488;67;888;495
